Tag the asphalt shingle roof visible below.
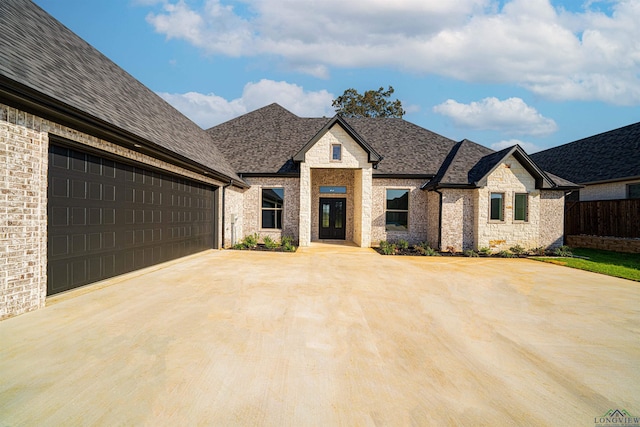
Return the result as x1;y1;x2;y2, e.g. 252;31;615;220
530;121;640;184
206;103;458;176
0;0;240;183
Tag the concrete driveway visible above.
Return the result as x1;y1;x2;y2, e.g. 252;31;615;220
1;244;639;425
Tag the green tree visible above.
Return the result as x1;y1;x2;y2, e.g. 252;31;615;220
332;86;405;118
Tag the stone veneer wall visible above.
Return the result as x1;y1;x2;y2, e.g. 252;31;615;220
311;169;355;243
440;189;475;252
298;125;372;246
566;235;640;254
371;179;429;246
475;156;542;252
579;180;640;201
241;177;300;243
1;104;227;319
539;190;564;249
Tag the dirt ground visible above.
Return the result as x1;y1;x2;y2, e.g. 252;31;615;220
1;244;638;425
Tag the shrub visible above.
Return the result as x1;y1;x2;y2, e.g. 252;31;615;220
498;250;515;258
263;235;279;249
509;244;526;256
281;235;294;247
414;243;440;256
396;239;409;250
445;245;456;254
478;247;492;256
463;249;479;257
531;246;546;256
379;240;397;255
554;245;573;257
282;241;296;252
241;233;259;249
232;243;246;250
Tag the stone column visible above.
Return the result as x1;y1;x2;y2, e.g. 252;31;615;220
298;163;311;246
360;166;373;247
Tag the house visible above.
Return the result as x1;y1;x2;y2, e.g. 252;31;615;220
0;0;576;319
208;105;576;252
531;122;640;201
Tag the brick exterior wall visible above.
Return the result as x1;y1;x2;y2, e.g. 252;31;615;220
1;108;48;319
1;104;228;319
371;178;429;246
426;191;440;249
440;189;475;252
579;180;640;201
223;186;245;247
240;177;300;244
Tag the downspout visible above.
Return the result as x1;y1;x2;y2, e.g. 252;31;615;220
434;188;443;250
221;180;234;249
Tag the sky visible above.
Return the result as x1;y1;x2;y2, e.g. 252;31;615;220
33;0;640;153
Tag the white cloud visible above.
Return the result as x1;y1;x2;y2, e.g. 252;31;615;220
158;79;335;128
490;139;542;154
144;0;640;104
433;97;558;136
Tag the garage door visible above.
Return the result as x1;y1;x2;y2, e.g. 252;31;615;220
47;144;218;295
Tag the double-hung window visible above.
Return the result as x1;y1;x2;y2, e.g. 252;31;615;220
514;193;529;222
490;193;504;221
385;189;409;231
261;188;284;229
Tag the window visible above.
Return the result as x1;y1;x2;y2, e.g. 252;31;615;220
319;186;346;194
386;189;409;231
261;188;284;229
514;193;528;221
331;144;342;161
490;193;504;221
628;183;640;199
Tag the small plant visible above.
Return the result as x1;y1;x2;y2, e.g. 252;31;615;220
553;245;573;257
241;233;259;249
282;241;296;252
396;239;409;251
463;249;479;257
531;246;546;256
498;250;515;258
478;247;492;256
509;244;526;256
379;240;397;255
232;242;246;250
263;235;279;249
445;245;456;254
281;235;294;247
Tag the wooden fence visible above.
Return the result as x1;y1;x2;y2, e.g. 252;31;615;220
565;199;640;238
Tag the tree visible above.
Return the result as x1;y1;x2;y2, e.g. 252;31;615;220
332;86;405;118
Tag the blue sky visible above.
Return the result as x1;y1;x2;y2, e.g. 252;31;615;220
33;0;640;153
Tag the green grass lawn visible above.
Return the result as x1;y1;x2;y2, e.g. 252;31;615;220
533;248;640;281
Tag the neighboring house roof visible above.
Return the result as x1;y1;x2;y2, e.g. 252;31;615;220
207;103;458;176
424;142;578;190
0;0;243;186
530;121;640;185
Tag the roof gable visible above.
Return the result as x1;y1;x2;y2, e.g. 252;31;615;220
471;145;555;189
292;115;382;164
0;0;242;185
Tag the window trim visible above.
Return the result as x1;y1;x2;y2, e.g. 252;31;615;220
627;182;640;199
331;144;342;162
489;192;505;222
385;188;410;232
260;187;284;230
513;192;529;222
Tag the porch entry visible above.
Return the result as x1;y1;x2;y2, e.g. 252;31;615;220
319;198;346;239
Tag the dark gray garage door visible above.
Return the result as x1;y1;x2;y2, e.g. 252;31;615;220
47;144;218;295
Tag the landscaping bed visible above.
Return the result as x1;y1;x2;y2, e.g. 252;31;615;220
375;240;572;258
231;234;297;252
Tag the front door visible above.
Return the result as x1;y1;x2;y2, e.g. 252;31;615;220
319;198;346;240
